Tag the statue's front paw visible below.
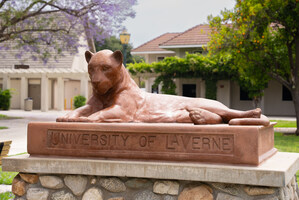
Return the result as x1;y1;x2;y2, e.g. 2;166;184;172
56;116;82;122
76;117;93;122
56;117;69;122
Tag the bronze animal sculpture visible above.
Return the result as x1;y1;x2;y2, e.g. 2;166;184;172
57;50;269;126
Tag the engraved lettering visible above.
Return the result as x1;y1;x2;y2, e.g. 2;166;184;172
202;137;210;149
148;136;156;147
74;134;81;144
192;136;201;149
82;134;89;145
51;132;60;145
212;137;220;150
61;133;69;144
181;135;191;150
121;135;129;146
222;138;231;151
100;135;107;145
91;134;98;145
139;136;147;147
47;130;234;155
166;135;178;149
112;135;119;145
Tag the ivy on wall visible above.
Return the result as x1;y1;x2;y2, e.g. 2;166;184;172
127;53;232;97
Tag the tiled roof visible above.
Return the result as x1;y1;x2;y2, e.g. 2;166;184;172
0;68;87;74
132;33;179;53
160;24;211;48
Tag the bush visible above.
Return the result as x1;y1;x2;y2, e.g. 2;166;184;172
0;89;12;110
73;95;86;109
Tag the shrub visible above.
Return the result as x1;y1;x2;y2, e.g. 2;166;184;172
73;95;86;109
0;89;12;110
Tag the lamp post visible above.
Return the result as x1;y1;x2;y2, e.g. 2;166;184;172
119;29;130;67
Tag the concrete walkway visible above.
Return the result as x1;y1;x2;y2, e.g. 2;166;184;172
0;110;68;155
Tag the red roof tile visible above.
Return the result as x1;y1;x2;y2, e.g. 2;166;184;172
160;24;211;47
132;33;179;53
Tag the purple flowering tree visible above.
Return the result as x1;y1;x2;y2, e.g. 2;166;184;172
0;0;137;62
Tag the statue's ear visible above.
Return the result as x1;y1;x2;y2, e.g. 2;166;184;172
85;51;94;63
112;50;123;66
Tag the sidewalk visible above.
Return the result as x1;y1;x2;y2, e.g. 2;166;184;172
0;110;68;156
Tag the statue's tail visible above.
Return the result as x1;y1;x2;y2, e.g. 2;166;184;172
228;115;270;126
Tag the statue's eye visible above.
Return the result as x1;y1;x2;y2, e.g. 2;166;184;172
102;66;110;71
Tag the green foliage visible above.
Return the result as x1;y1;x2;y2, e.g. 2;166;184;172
95;36;144;64
208;0;299;101
205;79;217;100
0;192;15;200
0;89;12;110
128;53;231;95
73;95;86;109
0;167;18;185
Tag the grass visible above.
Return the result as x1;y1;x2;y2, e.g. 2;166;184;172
0;192;14;200
0;114;21;130
274;132;299;180
270;120;297;128
0;114;21;120
0;167;18;185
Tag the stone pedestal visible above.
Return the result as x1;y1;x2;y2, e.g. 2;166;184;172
27;122;277;165
3;153;299;200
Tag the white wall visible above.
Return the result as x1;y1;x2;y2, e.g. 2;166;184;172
10;79;21;109
264;80;295;116
230;82;255;111
217;80;231;107
64;80;80;110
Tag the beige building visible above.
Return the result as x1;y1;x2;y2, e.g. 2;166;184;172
132;24;295;116
0;41;90;111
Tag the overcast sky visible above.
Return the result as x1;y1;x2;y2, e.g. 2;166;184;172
123;0;236;48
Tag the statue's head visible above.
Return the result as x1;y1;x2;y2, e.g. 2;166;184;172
85;50;123;95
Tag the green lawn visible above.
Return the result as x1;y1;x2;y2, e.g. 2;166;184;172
0;114;20;130
0;114;21;120
0;167;17;200
0;192;14;200
274;132;299;180
0;167;18;185
271;120;297;128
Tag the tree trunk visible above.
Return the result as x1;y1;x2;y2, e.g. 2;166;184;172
83;16;96;53
292;90;299;136
253;96;261;108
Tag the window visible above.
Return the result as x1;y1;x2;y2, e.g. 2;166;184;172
157;57;165;62
183;84;196;97
193;50;203;54
152;86;159;94
240;88;252;101
14;64;29;69
282;85;292;101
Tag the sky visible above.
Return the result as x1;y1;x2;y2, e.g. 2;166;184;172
123;0;236;48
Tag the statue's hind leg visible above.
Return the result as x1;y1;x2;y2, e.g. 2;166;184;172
187;108;222;124
196;98;262;123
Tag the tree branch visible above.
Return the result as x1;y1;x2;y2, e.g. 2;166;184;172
268;71;292;90
0;0;8;9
